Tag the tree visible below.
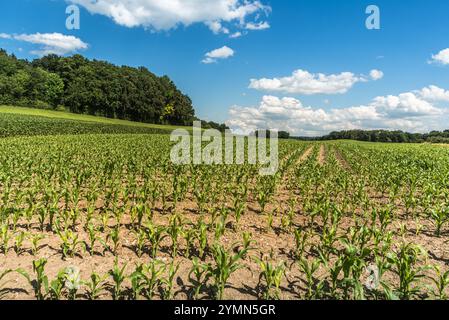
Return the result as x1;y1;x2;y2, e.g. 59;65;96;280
0;49;229;128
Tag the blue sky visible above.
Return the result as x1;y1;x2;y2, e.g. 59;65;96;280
1;0;449;135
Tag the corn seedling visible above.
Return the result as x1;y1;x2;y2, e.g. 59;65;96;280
107;226;121;255
203;243;249;300
57;228;85;258
299;257;321;300
255;254;285;300
162;262;180;300
387;243;429;300
167;213;183;257
188;258;207;300
31;234;45;256
48;269;67;300
14;231;27;255
145;222;167;258
84;272;108;300
430;265;449;300
0;224;10;254
109;259;127;300
17;258;49;300
130;260;165;300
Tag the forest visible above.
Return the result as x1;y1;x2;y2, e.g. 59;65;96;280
0;49;197;126
319;130;449;143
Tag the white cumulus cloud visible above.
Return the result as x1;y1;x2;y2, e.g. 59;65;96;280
205;21;229;34
418;85;449;102
226;86;449;136
0;32;88;56
245;21;270;30
249;69;383;95
430;48;449;65
229;31;243;38
69;0;270;34
202;45;234;64
370;69;384;80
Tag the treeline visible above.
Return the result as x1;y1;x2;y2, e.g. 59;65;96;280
0;49;198;126
255;130;291;139
295;129;449;143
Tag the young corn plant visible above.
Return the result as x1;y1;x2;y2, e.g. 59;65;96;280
298;257;322;300
84;272;108;300
17;258;49;300
106;226;121;256
167;213;183;257
188;258;207;300
294;228;309;260
0;224;11;254
30;234;45;256
430;265;449;300
57;228;85;259
37;207;47;232
182;227;197;258
145;222;167;258
130;264;146;300
11;211;22;233
256;188;270;214
86;223;100;256
48;270;67;300
197;220;208;259
232;197;246;228
202;243;249;300
428;205;449;236
109;258;128;300
130;204;146;228
387;243;429;300
14;231;27;256
130;260;166;300
255;255;285;300
132;228;147;258
162;262;180;300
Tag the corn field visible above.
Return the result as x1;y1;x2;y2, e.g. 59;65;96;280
1;133;449;300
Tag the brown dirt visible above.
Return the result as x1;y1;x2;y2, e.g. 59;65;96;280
298;147;314;164
318;145;326;165
334;149;352;171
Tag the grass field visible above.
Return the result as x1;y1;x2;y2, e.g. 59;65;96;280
0;106;187;131
0;106;192;138
1;108;449;300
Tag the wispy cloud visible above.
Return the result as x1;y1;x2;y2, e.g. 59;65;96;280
202;46;234;64
0;32;88;56
245;21;270;30
249;69;384;95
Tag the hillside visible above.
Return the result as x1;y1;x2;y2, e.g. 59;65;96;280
0;105;189;137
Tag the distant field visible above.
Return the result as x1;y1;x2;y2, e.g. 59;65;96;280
0;105;189;132
0;106;190;137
